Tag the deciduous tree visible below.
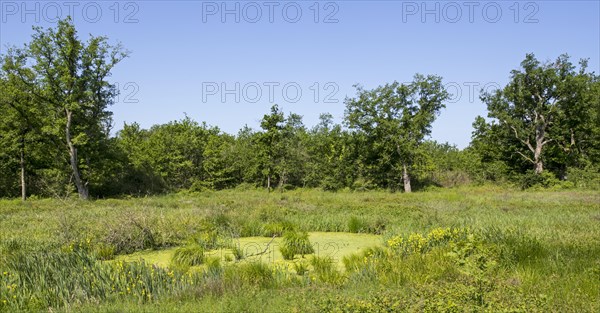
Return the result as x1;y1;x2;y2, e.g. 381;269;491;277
345;74;449;192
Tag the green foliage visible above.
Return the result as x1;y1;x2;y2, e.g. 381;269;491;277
473;53;600;183
261;221;295;237
280;231;314;260
0;189;599;311
231;244;245;261
103;213;161;254
24;18;127;199
310;256;343;284
480;228;547;267
567;165;600;189
348;216;367;233
117;118;226;193
351;177;376;191
93;243;116;261
0;249;204;311
192;231;220;250
232;262;274;288
292;260;309;276
204;256;222;275
255;105;309;190
318;291;409;313
171;245;205;268
1;16;600;313
1;23;598;198
347;216;386;234
345;75;450;191
519;170;561;189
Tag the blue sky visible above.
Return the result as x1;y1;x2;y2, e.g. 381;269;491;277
1;0;598;148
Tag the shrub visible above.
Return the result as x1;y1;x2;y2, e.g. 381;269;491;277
280;231;314;260
234;182;257;191
567;166;600;189
321;177;343;191
103;213;160;254
519;170;560;189
387;227;472;255
351;178;375;191
319;291;408;312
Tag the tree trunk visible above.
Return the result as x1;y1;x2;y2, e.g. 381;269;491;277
534;157;543;174
402;163;412;193
533;143;543;174
267;174;271;192
20;135;26;201
66;109;89;200
534;123;545;175
278;170;286;191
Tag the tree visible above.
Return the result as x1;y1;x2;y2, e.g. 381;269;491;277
480;53;597;176
345;74;449;192
14;18;128;199
0;51;44;200
304;113;357;190
257;105;286;190
202;131;236;190
254;105;310;191
146;118;210;191
115;122;162;195
276;112;308;189
230;125;262;185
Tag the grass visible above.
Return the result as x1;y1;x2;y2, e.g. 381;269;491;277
0;186;599;312
171;245;205;269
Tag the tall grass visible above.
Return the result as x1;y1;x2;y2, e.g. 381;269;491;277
0;187;598;312
280;231;314;260
171;245;205;269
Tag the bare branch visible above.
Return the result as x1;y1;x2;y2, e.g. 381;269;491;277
515;150;535;164
541;138;554;147
510;125;535;153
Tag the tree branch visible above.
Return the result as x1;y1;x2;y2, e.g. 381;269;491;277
515;150;535;164
510;125;535;153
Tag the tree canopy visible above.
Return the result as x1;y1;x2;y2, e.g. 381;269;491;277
0;20;598;199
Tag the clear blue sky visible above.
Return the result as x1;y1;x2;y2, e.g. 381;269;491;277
1;0;598;148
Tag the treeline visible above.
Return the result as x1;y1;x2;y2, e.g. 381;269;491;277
1;19;599;199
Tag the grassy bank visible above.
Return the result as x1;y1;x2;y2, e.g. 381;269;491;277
1;187;599;312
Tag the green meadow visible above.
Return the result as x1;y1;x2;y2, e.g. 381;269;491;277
1;187;599;312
